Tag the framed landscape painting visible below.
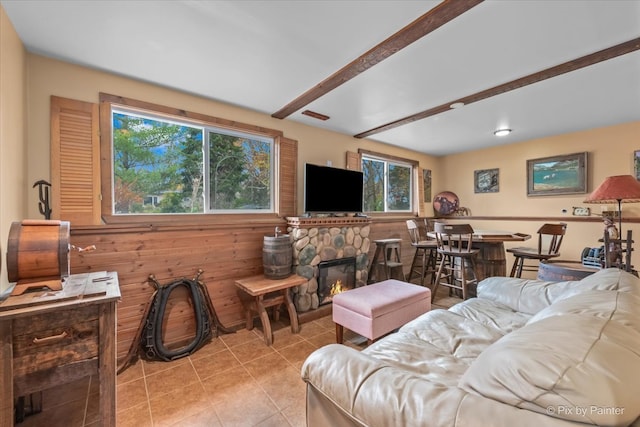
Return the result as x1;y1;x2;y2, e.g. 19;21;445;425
527;152;587;196
634;150;640;180
474;168;499;193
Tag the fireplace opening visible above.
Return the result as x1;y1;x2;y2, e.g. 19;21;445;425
317;257;356;305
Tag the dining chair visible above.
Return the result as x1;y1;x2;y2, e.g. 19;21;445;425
432;222;479;302
405;220;438;286
507;223;567;278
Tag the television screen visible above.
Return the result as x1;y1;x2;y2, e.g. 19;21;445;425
304;163;364;214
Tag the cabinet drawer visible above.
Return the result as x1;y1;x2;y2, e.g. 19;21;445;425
12;304;99;377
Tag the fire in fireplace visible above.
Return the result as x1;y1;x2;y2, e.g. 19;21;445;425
317;257;356;305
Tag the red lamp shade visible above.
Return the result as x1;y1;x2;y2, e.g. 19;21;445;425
584;175;640;204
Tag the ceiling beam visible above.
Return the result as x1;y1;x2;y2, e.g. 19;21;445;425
271;0;484;120
355;37;640;139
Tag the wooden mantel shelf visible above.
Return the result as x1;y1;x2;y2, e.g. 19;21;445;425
286;216;371;228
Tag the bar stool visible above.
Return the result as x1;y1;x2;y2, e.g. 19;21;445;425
367;238;405;284
432;222;479;302
405;220;438;286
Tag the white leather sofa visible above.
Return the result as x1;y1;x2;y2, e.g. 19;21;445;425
301;268;640;427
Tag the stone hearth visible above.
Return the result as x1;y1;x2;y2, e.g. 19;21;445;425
286;217;371;312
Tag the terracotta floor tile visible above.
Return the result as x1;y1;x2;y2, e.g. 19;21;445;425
257;366;307;411
191;348;241;381
255;411;294;427
188;336;228;361
305;330;337;348
243;352;293;383
200;366;256;402
212;384;279;426
116;401;152;427
313;315;336;330
276;340;319;369
145;360;200;400
296;320;329;339
18;398;86;427
142;356;190;376
219;327;261;348
167;405;221;427
281;400;307;427
41;376;90;408
84;393;99;425
148;382;211;427
116;359;144;384
116;377;148;412
271;327;305;349
228;339;276;364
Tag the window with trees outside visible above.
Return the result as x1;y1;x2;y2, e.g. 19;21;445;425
112;109;273;215
362;155;412;212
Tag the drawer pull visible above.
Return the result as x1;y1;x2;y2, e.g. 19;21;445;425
33;330;68;344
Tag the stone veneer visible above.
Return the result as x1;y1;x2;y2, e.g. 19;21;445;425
286;217;371;312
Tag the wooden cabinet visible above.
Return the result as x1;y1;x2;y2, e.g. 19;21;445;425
0;272;120;427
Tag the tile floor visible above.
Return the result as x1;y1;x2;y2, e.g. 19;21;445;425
15;287;459;427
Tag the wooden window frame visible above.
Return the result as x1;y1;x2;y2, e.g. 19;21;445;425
359;149;418;216
98;93;295;225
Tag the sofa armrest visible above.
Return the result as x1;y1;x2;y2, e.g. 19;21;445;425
301;344;466;427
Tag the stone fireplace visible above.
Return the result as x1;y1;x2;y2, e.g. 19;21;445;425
286;217;371;313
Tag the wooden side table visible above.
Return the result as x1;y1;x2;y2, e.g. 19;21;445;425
234;274;307;346
0;272;120;427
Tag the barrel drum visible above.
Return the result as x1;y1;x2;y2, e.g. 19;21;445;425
6;219;70;283
263;235;292;279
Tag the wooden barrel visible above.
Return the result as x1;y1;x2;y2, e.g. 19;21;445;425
6;220;70;283
475;242;507;280
263;235;292;279
537;261;596;282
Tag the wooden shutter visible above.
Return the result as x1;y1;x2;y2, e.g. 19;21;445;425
277;136;297;217
417;167;426;217
50;96;101;225
346;151;361;171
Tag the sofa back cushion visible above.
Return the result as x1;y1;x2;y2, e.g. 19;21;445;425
459;291;640;426
477;268;640;315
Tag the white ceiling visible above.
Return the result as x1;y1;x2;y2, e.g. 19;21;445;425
3;0;640;156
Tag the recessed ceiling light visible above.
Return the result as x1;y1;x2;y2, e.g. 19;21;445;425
494;128;512;137
450;102;465;109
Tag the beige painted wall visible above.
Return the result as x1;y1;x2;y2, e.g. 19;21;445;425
0;6;27;292
440;121;640;267
24;54;440;220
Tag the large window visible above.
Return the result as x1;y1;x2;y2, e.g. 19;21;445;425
112;109;273;214
362;155;412;213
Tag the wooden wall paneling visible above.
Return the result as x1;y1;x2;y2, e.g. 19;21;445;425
69;223;280;361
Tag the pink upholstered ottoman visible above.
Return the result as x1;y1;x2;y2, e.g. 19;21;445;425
332;279;431;344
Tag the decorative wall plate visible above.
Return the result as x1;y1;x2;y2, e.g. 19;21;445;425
433;191;460;216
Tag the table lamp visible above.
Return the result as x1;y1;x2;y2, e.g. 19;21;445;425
584;175;640;236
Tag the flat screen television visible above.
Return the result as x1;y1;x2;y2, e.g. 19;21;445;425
304;163;364;214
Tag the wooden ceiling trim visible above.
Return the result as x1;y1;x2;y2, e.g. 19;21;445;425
355;37;640;139
271;0;484;120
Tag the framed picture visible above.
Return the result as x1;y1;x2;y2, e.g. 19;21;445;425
423;169;432;202
634;150;640;180
527;152;587;196
474;168;499;193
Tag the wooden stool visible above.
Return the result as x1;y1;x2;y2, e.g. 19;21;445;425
367;238;405;284
234;274;307;346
